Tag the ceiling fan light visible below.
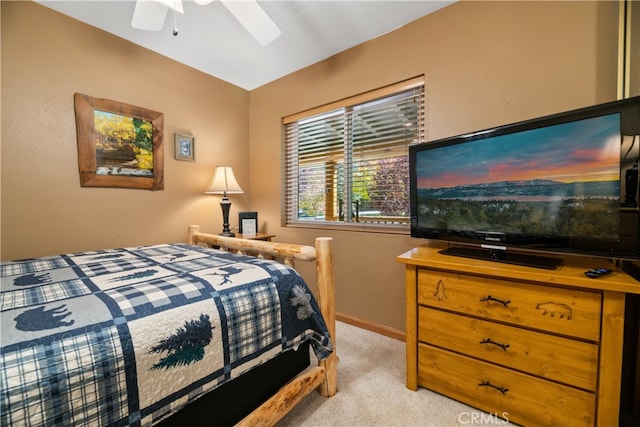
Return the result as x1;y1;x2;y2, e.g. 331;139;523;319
131;0;184;31
194;0;214;5
220;0;281;46
157;0;184;14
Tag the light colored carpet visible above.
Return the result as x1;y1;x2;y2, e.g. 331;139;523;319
278;321;515;427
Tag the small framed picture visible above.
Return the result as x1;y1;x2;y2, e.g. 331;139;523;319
174;133;195;161
239;211;258;235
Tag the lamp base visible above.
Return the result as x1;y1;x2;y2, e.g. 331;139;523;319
219;197;235;238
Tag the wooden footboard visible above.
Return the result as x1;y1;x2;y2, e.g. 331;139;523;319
188;225;337;425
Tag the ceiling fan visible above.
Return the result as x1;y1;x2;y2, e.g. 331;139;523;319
131;0;281;46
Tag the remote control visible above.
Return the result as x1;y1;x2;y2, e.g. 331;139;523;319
584;268;612;278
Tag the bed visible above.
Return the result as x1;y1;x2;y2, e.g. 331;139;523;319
0;225;337;426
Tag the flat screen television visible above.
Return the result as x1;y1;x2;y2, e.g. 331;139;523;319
409;96;640;269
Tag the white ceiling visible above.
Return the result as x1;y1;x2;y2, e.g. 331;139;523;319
36;0;454;90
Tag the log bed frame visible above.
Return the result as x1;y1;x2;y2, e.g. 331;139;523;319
188;225;337;425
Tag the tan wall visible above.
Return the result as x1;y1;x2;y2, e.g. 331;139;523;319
1;1;625;332
249;1;621;332
629;0;640;97
1;1;251;260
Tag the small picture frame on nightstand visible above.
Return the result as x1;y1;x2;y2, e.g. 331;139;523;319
239;211;258;236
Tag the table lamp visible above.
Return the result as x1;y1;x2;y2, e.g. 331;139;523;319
204;166;244;236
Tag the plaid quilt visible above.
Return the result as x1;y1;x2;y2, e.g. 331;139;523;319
0;243;333;426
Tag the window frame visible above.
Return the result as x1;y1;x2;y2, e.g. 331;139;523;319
282;76;425;233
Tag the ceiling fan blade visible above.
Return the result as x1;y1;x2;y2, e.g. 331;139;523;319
220;0;281;46
132;0;184;31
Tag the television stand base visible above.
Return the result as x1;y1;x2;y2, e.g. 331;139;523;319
440;246;562;270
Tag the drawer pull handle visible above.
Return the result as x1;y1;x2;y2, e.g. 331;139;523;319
480;295;511;307
479;380;509;395
480;338;510;351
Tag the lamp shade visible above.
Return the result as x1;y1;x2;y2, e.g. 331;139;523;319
204;166;244;195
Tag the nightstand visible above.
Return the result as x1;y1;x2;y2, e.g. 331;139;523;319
236;233;275;242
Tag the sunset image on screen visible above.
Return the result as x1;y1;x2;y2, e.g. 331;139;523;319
417;114;620;191
414;113;621;239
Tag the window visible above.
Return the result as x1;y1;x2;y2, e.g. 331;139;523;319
283;77;425;231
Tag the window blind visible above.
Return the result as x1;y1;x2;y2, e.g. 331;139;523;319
283;77;425;230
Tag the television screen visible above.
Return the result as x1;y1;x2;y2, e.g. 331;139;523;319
415;114;621;239
410;97;640;267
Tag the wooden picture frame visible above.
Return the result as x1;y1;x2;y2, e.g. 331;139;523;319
239;211;258;235
74;93;164;190
174;133;195;161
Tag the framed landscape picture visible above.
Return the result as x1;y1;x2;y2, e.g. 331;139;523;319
175;133;195;161
74;93;164;190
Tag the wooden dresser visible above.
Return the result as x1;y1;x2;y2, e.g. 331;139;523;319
398;245;640;427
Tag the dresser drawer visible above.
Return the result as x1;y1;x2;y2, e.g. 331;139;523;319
418;344;596;427
417;269;602;341
418;307;598;391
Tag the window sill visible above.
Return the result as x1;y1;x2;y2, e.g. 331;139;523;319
286;222;409;235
